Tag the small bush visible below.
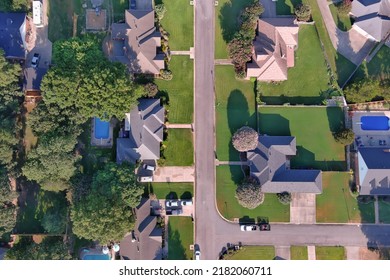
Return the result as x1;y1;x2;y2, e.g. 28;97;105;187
337;0;352;15
159;69;173;80
334;129;355;146
277;192;292;205
295;4;311;22
144;83;159;98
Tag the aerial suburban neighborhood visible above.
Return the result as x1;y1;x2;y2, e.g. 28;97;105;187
0;0;389;262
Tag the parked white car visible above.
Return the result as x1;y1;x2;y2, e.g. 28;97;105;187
240;225;257;231
166;200;180;207
181;199;193;206
195;250;201;260
143;164;156;171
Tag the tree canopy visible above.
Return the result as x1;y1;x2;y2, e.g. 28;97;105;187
41;36;142;121
235;178;264;209
334;128;355;146
344;78;389;103
71;163;144;243
294;4;312;22
232;126;259;152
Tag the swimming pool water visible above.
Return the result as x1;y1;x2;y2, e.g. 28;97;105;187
94;117;110;139
360;116;390;131
82;254;110;260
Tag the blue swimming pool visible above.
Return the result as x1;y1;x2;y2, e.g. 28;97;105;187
82;254;111;260
361;116;390;131
94;117;110;139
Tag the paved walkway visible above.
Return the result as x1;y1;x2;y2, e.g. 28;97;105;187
171;48;194;59
290;193;316;224
214;59;233;65
260;0;276;18
215;160;248;166
307;246;316;260
153;167;195;182
275;246;290;260
375;196;380;224
165;123;193;129
345;246;360;260
316;0;375;65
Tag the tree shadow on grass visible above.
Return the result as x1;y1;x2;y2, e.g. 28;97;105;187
326;106;344;135
167;222;188;260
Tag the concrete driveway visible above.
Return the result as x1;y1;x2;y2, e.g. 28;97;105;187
26;0;52;69
290;193;316;224
153;166;194;182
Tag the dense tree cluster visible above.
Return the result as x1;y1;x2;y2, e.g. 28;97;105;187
235;178;264;209
155;4;166;21
0;0;30;12
334;128;355;146
294;4;312;22
71;163;144;243
232;126;258;152
228;0;264;77
0;167;17;236
344;78;389;103
5;237;72;260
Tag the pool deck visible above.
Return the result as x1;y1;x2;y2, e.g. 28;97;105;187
352;111;390;149
91;118;114;147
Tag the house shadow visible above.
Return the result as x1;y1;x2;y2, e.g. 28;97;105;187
275;0;302;14
291;146;346;171
257;112;290;135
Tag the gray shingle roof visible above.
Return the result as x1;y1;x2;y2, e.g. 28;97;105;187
0;12;26;59
358;147;390;195
247;136;322;194
116;99;164;164
120;198;162;260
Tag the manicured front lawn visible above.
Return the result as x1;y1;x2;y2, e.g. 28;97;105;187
155;56;193;124
259;25;330;105
148;183;193;199
258;107;346;170
317;172;375;223
225;246;275;260
168;217;194;260
215;0;253;59
216;166;290;222
378;200;390;224
163;129;193;166
215;65;256;161
290;246;308;260
159;0;193;50
329;3;352;31
316;246;346;260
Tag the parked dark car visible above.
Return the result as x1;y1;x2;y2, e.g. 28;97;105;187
259;223;271;231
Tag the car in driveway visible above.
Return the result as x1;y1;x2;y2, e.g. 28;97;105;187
240;225;257;231
31;53;40;68
181;199;193;206
143;164;156;171
194;250;201;260
165;200;180;208
166;209;183;215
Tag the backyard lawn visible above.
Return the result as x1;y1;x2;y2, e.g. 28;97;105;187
258;107;346;170
317;172;375;223
329;3;352;31
215;0;253;59
163;129;193;166
316;246;346;260
155;56;193;124
148;183;193;199
159;0;193;50
258;25;330;105
352;46;390;82
215;65;256;161
168;217;194;260
290;246;308;260
216;166;290;222
378;199;390;224
225;246;275;260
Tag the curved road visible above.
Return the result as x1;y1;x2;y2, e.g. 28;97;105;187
194;0;390;260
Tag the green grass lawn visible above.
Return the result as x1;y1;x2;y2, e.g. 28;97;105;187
317;172;375;223
215;65;256;161
258;107;346;170
329;4;352;31
163;129;193;166
168;217;194;260
290;246;308;260
316;246;346;260
225;246;275;260
378;200;390;224
351;46;390;82
259;25;330;105
155;56;193;124
148;183;193;199
216;166;290;222
159;0;193;50
215;0;253;59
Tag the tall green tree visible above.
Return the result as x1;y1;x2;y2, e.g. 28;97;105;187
71;163;143;243
22;133;80;192
41;37;141;121
0;166;17;203
0;205;17;236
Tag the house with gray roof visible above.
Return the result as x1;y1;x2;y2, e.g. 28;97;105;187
120;198;162;260
357;147;390;195
247;18;299;81
350;0;390;41
116;99;164;164
110;0;164;75
247;136;322;194
0;12;27;59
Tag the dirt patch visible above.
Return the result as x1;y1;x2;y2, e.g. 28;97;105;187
359;247;380;260
32;235;44;244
